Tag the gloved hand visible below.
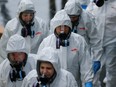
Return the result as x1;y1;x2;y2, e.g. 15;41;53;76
93;61;101;74
93;0;104;7
81;5;87;10
85;82;93;87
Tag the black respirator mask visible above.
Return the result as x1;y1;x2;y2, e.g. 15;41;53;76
19;11;35;38
32;75;49;87
8;53;27;82
9;67;26;82
39;74;50;85
54;26;71;49
71;17;80;33
33;73;56;87
21;27;35;38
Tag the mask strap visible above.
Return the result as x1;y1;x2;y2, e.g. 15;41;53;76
72;25;78;33
56;38;60;49
19;71;23;80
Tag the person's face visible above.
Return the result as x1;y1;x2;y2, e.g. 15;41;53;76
55;25;70;35
21;12;34;24
9;52;26;64
69;15;79;22
40;62;54;78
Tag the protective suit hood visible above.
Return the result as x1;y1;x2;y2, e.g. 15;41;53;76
50;10;72;33
6;34;29;55
36;47;61;76
78;0;90;5
17;0;35;17
64;0;82;16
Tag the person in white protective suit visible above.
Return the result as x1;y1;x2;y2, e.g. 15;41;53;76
21;47;78;87
87;0;116;87
64;0;103;79
37;10;94;87
69;0;90;10
0;0;49;63
86;1;105;87
0;34;37;87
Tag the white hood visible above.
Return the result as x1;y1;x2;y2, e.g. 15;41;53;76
50;10;72;33
37;47;61;74
64;0;82;16
17;0;35;16
6;34;29;54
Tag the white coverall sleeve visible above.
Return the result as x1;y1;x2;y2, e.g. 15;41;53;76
21;77;30;87
36;17;49;37
41;20;49;37
0;65;3;87
85;12;103;61
0;62;7;87
0;23;11;61
79;37;94;83
67;72;78;87
21;70;37;87
37;38;46;54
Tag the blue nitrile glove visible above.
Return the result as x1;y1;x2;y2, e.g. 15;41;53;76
85;82;93;87
81;4;87;10
93;61;101;74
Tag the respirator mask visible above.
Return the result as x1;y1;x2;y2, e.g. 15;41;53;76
70;15;80;33
8;53;27;82
54;25;71;49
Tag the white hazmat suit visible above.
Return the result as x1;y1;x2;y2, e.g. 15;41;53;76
21;47;78;87
0;0;49;63
37;10;93;87
87;0;116;87
0;34;37;87
64;0;103;62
